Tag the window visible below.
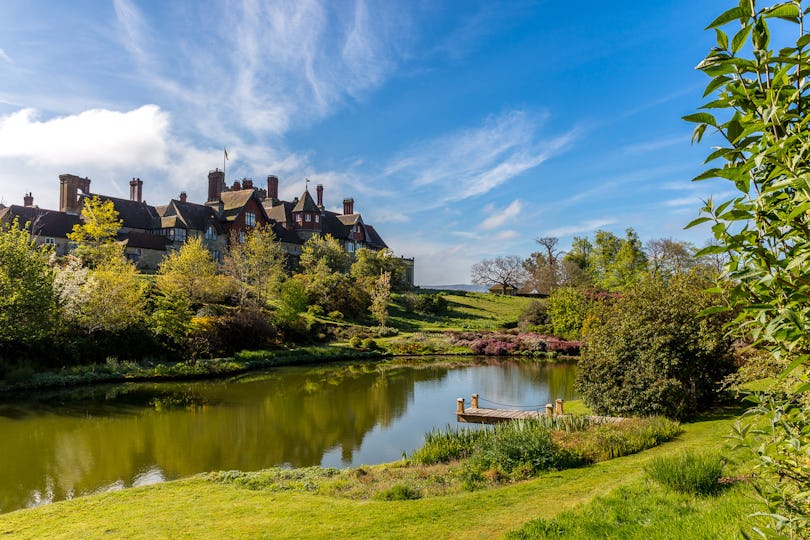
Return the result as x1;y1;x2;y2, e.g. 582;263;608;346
305;214;311;222
205;225;216;240
173;228;187;243
315;214;320;223
296;214;302;223
347;242;355;253
238;231;245;243
211;249;220;262
245;212;256;227
43;238;56;245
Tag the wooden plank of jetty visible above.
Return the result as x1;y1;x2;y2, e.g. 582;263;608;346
455;394;624;424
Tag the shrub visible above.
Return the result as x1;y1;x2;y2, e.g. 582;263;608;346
576;273;733;419
348;336;362;348
376;484;422;501
518;300;550;332
307;304;325;317
411;426;489;464
645;451;725;496
361;338;378;350
327;310;344;321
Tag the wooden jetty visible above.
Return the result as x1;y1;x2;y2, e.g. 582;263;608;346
456;394;624;424
456;394;563;424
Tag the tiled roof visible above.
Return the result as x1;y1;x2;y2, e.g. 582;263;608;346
364;224;387;249
118;231;170;250
269;221;303;245
292;190;319;213
336;213;360;226
165;200;220;231
264;201;293;224
321;212;351;239
84;194;161;230
220;190;258;221
0;205;81;237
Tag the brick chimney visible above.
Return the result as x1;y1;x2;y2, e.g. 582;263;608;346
243;179;253;189
267;175;278;200
343;198;354;215
59;174;92;214
179;192;187;203
129;178;143;202
208;169;225;202
23;192;33;207
316;184;324;209
231;180;242;191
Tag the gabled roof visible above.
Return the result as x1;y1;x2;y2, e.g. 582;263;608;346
163;199;220;231
0;205;81;238
263;200;293;224
336;213;361;226
220;189;262;222
321;212;351;239
364;225;387;249
118;231;170;250
292;190;319;213
269;221;303;245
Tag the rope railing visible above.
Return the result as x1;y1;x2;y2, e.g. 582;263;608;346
476;396;546;409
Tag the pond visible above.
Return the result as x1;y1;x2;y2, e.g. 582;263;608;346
0;357;577;514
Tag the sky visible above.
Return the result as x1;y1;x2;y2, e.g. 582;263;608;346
0;0;733;285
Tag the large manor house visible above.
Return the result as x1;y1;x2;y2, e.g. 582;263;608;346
0;171;413;285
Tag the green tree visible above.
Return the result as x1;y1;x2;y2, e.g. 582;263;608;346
369;271;391;328
67;195;123;267
55;256;147;335
350;248;408;291
545;287;590;339
224;225;287;306
299;235;350;274
156;236;220;305
576;273;733;420
688;2;810;534
0;219;57;344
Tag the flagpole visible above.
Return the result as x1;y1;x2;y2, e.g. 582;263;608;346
223;148;227;183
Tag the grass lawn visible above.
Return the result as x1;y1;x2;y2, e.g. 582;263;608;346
0;411;756;539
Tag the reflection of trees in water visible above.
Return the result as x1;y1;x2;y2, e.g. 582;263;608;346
0;362;452;513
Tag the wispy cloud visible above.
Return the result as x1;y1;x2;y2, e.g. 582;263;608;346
543;218;618;237
0;48;11;64
481;199;522;230
622;135;688;155
385;110;578;205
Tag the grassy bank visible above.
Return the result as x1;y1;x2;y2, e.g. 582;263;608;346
0;412;754;539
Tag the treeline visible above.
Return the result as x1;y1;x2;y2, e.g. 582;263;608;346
473;230;735;420
0;196;408;377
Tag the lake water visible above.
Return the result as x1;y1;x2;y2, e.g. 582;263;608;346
0;357;577;513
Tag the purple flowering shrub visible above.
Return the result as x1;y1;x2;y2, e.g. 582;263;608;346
446;331;580;356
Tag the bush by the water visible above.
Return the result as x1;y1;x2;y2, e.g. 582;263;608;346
576;273;733;420
645;450;725;495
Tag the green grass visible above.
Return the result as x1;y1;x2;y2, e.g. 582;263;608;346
387;292;534;333
645;450;726;495
0;414;746;539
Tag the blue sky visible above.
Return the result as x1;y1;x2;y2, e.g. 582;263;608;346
0;0;730;284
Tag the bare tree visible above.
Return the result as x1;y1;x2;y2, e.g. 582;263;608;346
524;237;564;294
645;238;697;278
471;255;529;295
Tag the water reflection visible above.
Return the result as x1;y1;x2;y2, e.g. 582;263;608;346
0;358;576;513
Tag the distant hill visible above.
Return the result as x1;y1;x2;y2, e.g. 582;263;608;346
419;284;488;293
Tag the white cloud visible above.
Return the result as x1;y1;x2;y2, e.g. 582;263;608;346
0;48;11;64
0;106;169;168
385;110;578;206
481;199;522;230
493;230;519;241
543;218;618;237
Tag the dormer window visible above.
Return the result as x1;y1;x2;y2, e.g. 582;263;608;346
245;212;256;227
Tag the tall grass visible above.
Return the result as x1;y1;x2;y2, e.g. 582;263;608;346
645;450;725;495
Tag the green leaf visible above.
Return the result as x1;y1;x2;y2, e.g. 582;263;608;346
692;123;708;144
706;7;745;29
799;33;810;49
732;24;753;53
683;112;718;126
704;75;731;96
699;305;731;316
753;18;771;50
764;3;800;22
692;168;721;181
779;354;809;377
715;28;729;50
685;216;712;229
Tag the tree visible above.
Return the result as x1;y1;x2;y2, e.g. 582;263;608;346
688;2;810;534
576;273;733;420
156;236;220;305
55;255;147;335
471;255;529;294
645;238;697;279
67;195;123;267
223;225;287;307
545;287;590;339
565;229;648;291
524;237;564;294
299;235;350;274
369;271;391;328
351;248;408;291
0;219;57;344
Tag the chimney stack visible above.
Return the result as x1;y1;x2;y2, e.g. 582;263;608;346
231;180;242;191
208;169;225;202
267;175;279;200
59;174;92;214
23;193;34;207
316;184;324;208
129;178;143;202
179;192;187;203
243;179;253;190
343;198;354;215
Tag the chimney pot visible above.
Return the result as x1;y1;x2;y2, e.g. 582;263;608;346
343;198;354;215
243;179;253;189
231;180;242;191
129;177;143;203
23;192;34;207
316;184;324;208
179;192;187;203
